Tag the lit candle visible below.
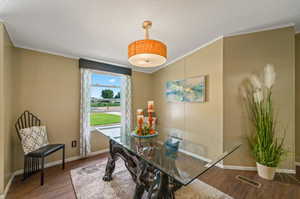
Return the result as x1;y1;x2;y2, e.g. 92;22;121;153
137;109;143;115
148;101;154;113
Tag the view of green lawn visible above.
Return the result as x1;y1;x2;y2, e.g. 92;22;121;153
91;102;120;107
90;112;121;126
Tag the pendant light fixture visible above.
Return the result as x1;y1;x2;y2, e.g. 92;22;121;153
128;21;167;67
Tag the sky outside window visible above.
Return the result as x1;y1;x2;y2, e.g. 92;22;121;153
91;73;121;98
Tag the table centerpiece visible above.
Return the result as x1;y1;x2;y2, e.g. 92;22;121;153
132;101;158;138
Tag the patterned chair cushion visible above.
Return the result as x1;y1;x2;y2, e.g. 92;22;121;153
19;126;49;154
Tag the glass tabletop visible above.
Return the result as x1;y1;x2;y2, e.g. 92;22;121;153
97;128;241;185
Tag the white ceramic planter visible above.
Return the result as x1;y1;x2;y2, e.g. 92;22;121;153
256;162;276;180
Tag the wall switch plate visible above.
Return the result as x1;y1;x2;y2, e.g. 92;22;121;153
71;140;77;148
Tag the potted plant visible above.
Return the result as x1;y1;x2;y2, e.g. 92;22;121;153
245;64;286;180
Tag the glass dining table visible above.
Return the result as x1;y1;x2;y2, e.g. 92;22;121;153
97;128;241;199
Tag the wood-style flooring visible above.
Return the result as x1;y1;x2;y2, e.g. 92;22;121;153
7;153;300;199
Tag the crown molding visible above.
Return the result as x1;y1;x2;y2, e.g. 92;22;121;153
151;35;224;73
224;23;295;38
131;67;154;74
14;44;155;73
152;23;296;74
14;23;296;75
14;44;80;59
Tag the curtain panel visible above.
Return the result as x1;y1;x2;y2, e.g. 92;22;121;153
80;68;92;157
79;58;132;155
120;75;132;136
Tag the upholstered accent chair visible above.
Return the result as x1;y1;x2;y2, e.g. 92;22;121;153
15;110;65;185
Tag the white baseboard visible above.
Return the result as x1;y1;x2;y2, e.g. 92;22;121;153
158;140;225;168
176;145;296;174
88;149;109;157
276;168;296;174
1;149;297;199
0;173;15;199
178;148;224;168
14;155;82;176
222;165;296;174
3;149;108;199
14;148;109;176
222;165;257;171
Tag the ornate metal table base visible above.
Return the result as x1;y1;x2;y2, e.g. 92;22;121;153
103;139;182;199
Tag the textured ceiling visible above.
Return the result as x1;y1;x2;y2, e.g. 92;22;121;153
0;0;300;72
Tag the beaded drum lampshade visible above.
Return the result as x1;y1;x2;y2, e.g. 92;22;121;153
128;21;167;67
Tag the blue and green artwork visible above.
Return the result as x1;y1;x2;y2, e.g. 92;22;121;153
166;76;205;102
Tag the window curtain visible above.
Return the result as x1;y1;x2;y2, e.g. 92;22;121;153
80;68;92;157
120;75;132;136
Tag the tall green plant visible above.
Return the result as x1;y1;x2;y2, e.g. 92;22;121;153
246;64;286;168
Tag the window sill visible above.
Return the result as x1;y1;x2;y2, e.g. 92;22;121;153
90;124;121;132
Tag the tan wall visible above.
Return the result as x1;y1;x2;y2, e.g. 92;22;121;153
11;48;152;170
0;25;296;185
0;24;15;193
12;48;81;170
296;33;300;163
223;27;295;169
152;27;295;169
132;71;154;127
90;131;109;152
0;23;5;194
152;39;224;159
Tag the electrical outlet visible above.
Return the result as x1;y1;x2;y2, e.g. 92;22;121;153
71;140;77;148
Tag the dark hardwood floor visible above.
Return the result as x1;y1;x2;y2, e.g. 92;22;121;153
7;154;300;199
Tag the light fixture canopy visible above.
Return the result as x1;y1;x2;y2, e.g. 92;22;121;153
128;21;167;67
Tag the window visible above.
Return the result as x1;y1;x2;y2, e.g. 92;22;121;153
90;72;121;128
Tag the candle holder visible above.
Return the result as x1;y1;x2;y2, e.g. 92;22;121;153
132;101;158;138
148;112;155;134
137;115;144;136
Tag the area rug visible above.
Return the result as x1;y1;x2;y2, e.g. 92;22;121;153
70;159;233;199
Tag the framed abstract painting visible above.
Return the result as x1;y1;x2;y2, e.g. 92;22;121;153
165;76;206;103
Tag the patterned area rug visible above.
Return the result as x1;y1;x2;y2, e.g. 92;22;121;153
70;159;233;199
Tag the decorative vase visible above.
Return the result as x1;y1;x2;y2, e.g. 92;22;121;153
256;162;276;180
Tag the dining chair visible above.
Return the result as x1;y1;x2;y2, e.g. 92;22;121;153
15;110;65;185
